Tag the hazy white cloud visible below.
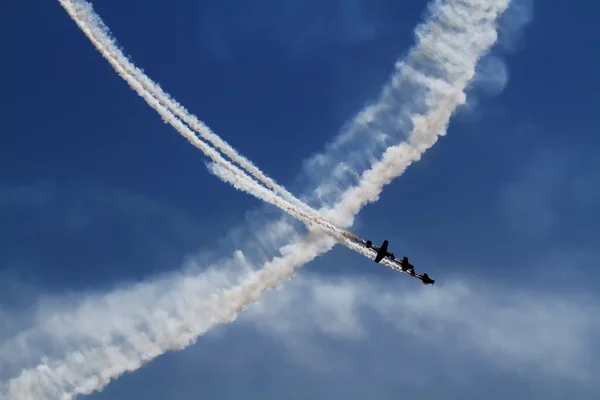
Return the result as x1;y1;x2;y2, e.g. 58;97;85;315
240;272;600;382
4;254;597;393
83;268;598;399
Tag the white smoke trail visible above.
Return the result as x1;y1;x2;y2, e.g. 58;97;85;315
208;162;414;277
55;0;360;245
0;0;511;398
58;0;322;221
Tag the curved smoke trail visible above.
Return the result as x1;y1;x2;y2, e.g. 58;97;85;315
58;0;324;223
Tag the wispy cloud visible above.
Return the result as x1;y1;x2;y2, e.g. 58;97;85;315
241;271;600;382
83;267;597;399
4;262;597;397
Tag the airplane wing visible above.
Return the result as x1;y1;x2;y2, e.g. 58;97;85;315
374;240;389;263
364;239;392;263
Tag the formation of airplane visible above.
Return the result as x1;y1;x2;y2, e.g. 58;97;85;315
361;239;435;285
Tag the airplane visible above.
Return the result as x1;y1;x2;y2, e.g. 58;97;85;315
364;239;434;285
365;239;395;263
421;273;435;285
365;239;413;271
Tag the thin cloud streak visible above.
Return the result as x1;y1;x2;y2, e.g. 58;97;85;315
242;272;600;382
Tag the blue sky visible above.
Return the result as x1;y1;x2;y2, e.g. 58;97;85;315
1;0;600;399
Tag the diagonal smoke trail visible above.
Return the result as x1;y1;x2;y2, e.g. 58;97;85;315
209;161;416;278
209;162;419;278
1;0;511;398
58;0;325;223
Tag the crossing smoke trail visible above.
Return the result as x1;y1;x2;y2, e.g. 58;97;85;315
58;0;320;222
210;162;413;277
0;0;512;398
